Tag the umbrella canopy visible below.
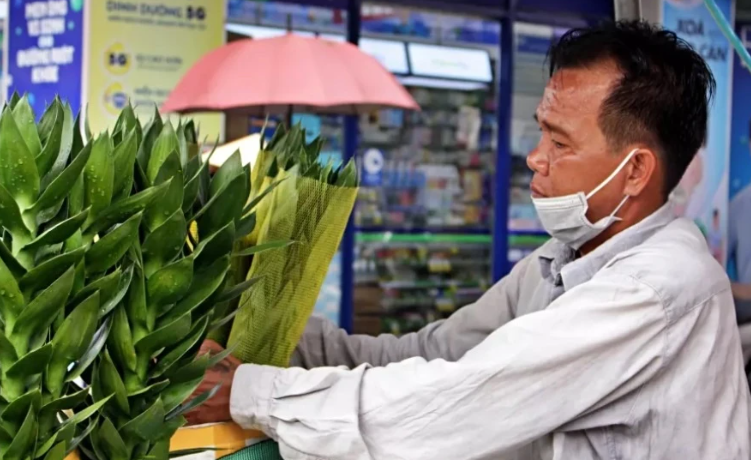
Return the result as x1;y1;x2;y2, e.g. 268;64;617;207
161;34;420;116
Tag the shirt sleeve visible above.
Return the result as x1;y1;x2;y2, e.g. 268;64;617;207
289;255;527;369
231;273;666;460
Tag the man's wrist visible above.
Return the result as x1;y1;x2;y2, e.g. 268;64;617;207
230;364;280;438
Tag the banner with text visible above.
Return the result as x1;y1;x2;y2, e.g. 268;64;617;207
84;0;225;139
663;0;734;267
729;22;751;284
5;0;85;116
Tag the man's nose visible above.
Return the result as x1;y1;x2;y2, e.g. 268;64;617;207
527;147;549;176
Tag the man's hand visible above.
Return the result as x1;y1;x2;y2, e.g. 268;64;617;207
185;340;242;426
733;283;751;301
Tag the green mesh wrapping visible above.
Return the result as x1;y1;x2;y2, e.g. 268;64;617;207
228;170;357;365
221;123;358;367
219;441;282;460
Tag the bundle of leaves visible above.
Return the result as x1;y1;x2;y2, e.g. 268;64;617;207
0;94;275;460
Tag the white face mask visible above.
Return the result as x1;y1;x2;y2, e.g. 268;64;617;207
532;149;637;250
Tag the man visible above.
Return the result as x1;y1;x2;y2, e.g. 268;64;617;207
729;121;751;311
188;21;751;459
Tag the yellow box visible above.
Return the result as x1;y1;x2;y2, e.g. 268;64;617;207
170;422;266;459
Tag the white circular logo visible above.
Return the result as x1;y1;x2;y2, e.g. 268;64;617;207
363;149;384;174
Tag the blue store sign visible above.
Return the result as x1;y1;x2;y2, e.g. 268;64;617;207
6;0;85;116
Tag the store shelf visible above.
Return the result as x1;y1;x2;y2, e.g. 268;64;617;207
356;226;491;235
356;232;492;245
380;279;487;290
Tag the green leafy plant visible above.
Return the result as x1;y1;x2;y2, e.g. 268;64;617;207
0;94;282;460
0;95;111;460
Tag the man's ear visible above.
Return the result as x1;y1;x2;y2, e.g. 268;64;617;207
624;148;658;197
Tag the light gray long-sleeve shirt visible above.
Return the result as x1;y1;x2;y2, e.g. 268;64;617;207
231;205;751;459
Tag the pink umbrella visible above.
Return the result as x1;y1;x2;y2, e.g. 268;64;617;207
161;34;420;116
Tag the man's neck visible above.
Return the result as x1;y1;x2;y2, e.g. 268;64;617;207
579;201;665;256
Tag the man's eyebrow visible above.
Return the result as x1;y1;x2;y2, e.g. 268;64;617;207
534;113;569;137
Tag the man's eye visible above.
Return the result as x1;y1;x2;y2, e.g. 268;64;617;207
553;141;566;149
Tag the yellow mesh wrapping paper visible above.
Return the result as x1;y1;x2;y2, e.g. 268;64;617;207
228;170;356;366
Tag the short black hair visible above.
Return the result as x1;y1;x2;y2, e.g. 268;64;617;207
548;20;715;197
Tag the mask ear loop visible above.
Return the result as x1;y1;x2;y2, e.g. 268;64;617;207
609;195;631;222
585;149;639;200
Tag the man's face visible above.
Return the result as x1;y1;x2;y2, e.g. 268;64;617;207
528;60;633;222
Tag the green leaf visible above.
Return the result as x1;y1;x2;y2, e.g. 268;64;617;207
41;442;66;460
93;417;129;460
36;102;64;178
34;431;60;459
39;387;88;418
19;248;84;296
169;353;210;384
65;418;97;456
151;316;208;379
37;98;59;143
0;329;18;370
148;439;171;460
0;240;26;279
216;276;263;303
209;309;240;334
85;212;142;274
12;95;42;157
7;91;20;109
113;104;139;140
136;107;163;179
142;210;186;277
84;133;115;224
4;407;37;460
84;179;169;237
13;268;75;341
6;342;53;378
148;122;180;183
121;397;166;442
126;378;170;398
166;384;221;421
195;173;248;239
46;291;99;396
162;376;203;414
233;240;296;258
160;256;229;324
66;317;112;382
144;174;183;232
40;103;75;193
146;256;194;308
0;256;24;325
154;151;183;185
0;107;40;211
108;305;137;373
210;150;243;198
68;268;119;312
125;264;149;340
235;212;257;239
99;350;130;415
1;389;41;430
22;209;89;252
193;221;235;266
31;141;92;216
112;128;138;200
242;179;285;216
99;263;133;318
134;312;191;356
182;164;203;214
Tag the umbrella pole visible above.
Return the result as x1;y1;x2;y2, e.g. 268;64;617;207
286;105;293;128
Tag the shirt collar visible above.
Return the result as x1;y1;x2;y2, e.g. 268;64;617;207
538;203;676;291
